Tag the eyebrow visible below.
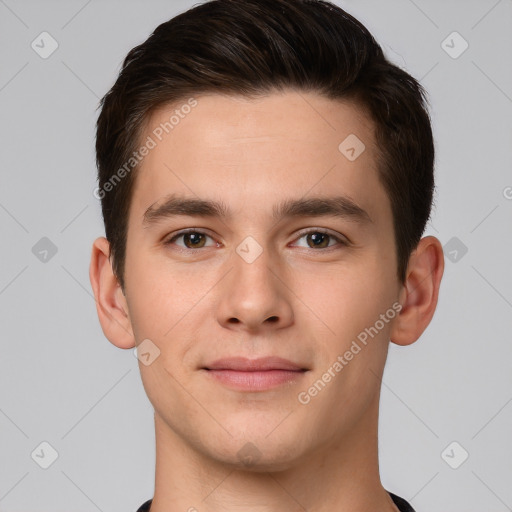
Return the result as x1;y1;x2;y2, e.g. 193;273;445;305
142;194;372;227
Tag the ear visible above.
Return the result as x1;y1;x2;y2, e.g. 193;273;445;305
390;235;444;346
89;236;135;349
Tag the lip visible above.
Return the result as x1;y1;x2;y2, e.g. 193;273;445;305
204;356;307;372
202;357;308;391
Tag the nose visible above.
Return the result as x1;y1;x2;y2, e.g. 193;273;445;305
215;242;294;334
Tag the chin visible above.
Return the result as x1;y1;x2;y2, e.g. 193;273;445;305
203;427;307;472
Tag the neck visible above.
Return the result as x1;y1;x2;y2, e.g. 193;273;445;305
149;394;398;512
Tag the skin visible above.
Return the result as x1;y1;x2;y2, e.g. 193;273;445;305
90;90;444;512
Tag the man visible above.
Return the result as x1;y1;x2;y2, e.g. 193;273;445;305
89;0;444;510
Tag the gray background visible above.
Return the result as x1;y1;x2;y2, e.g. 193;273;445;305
1;0;511;511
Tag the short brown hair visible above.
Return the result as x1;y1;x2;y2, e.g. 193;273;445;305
95;0;435;290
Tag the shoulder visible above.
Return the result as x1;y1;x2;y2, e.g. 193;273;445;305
389;492;416;512
136;499;153;512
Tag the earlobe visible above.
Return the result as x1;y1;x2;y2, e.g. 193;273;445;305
390;235;444;346
89;236;136;349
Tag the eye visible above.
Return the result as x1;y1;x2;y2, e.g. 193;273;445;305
164;229;218;249
292;229;347;249
163;228;348;251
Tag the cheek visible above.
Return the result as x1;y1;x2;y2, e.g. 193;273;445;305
302;260;395;337
124;253;217;386
124;247;210;340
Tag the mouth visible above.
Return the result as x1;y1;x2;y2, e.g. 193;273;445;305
201;357;308;391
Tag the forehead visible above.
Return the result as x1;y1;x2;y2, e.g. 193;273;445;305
144;91;374;158
129;91;390;228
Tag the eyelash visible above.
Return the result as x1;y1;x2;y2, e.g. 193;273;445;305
163;228;348;251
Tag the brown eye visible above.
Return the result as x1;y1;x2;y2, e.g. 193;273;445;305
182;232;206;248
165;230;215;249
306;232;331;248
293;229;346;250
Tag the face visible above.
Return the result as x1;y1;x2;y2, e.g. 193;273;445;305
122;91;403;469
